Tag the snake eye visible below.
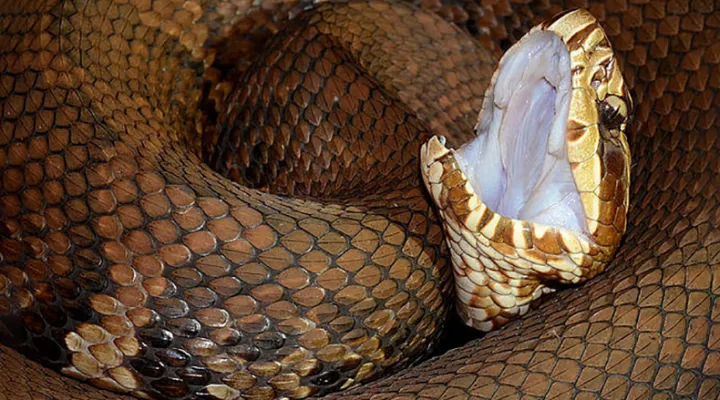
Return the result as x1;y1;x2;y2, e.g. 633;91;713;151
600;95;627;131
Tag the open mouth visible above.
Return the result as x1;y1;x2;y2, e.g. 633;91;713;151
452;30;588;237
420;9;632;332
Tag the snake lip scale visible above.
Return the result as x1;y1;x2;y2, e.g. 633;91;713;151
0;0;718;399
421;8;632;333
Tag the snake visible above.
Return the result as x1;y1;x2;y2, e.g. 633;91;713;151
0;0;717;399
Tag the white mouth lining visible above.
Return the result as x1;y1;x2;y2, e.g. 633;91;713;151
452;30;589;236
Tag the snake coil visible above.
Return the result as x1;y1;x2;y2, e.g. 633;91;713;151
0;0;719;400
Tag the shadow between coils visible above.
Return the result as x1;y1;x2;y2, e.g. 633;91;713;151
431;280;572;356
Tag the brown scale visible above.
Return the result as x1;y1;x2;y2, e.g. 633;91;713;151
209;0;493;198
0;0;476;399
1;1;720;400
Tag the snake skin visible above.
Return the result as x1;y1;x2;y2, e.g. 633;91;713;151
420;10;634;331
0;1;719;400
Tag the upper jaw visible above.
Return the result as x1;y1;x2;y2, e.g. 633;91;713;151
419;9;633;331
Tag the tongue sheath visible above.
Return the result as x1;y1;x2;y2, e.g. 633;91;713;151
453;30;587;236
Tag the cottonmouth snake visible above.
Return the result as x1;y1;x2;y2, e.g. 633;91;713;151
0;0;718;399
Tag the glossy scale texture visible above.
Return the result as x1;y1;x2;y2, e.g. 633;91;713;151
1;0;720;400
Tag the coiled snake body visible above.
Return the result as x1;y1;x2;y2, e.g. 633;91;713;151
0;0;718;399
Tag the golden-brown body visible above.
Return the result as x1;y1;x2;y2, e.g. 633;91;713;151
0;0;719;399
0;1;489;398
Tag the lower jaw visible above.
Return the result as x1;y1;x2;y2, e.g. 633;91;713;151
421;135;612;331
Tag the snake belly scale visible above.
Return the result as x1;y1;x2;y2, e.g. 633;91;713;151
0;0;719;400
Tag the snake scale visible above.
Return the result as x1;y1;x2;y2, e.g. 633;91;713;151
0;0;718;399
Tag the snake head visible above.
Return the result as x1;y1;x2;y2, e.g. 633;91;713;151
420;9;632;331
